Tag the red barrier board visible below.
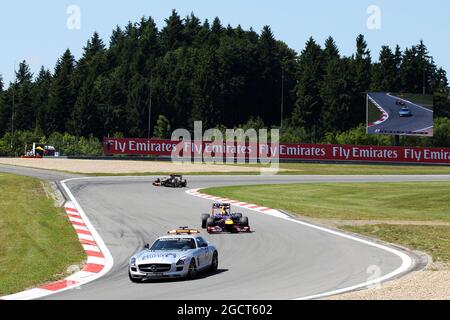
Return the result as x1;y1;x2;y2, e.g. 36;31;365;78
102;137;450;165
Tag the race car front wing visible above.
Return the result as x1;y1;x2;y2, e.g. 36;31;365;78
207;225;250;233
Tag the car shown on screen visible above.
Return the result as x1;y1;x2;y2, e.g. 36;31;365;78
395;99;406;106
153;174;187;188
399;106;413;117
128;227;218;282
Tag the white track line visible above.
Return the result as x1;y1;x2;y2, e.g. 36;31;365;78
368;94;390;126
386;93;434;134
387;93;434;113
413;125;434;133
186;188;414;300
52;179;114;294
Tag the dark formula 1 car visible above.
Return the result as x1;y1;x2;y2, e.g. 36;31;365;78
153;174;187;188
395;99;406;106
201;203;250;233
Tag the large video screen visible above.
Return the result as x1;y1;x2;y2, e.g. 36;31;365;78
366;92;434;137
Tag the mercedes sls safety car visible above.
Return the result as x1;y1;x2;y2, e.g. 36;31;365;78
128;227;218;282
201;203;250;233
153;174;187;188
399;106;413;117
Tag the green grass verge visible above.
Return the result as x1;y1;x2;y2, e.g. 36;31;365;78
204;182;450;222
342;225;450;262
368;100;383;123
4;160;450;176
276;163;450;175
0;173;85;295
204;182;450;262
81;163;450;176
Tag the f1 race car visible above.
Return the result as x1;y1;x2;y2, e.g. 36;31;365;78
153;174;187;188
128;227;218;282
201;203;250;233
395;99;406;106
399;106;413;117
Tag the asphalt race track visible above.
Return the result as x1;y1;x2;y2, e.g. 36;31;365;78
368;92;433;136
2;165;450;300
46;175;448;299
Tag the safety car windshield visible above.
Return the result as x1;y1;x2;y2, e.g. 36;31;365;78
150;238;196;251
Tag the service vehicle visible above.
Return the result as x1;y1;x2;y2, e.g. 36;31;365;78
128;227;218;282
399;106;413;117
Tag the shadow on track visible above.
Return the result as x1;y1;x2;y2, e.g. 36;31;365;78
132;269;229;284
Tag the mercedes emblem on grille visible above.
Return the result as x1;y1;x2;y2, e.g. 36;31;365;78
150;265;157;272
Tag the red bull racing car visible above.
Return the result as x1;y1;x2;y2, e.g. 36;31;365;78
201;203;250;233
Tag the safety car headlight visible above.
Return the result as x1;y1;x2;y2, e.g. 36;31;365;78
130;257;136;266
176;257;188;265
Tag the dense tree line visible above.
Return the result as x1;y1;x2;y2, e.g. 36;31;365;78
0;10;449;147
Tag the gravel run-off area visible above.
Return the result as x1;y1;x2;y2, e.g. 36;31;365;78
0;158;264;174
326;263;450;300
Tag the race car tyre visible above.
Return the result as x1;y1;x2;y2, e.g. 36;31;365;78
235;213;243;218
240;216;249;227
188;259;197;279
201;214;210;228
206;217;215;228
210;251;218;272
129;271;141;283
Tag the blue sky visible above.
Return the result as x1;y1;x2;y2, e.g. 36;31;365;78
1;0;449;85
